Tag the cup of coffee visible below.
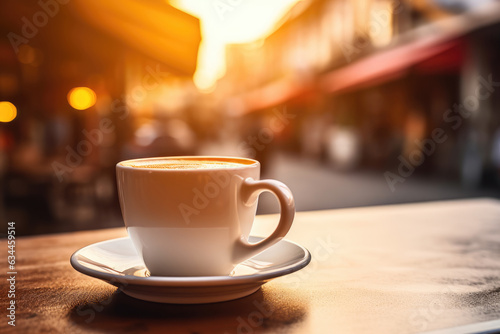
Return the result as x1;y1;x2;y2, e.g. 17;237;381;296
116;156;295;276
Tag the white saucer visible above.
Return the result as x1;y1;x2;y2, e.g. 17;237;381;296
70;236;311;304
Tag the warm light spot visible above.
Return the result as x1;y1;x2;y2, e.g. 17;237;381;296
0;101;17;122
172;0;302;90
369;0;393;47
68;87;97;110
17;45;43;66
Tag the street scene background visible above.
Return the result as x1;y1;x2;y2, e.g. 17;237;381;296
1;0;500;235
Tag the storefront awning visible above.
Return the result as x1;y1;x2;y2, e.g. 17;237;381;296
70;0;201;76
319;38;463;94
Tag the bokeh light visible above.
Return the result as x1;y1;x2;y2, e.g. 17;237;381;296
0;101;17;122
67;87;97;110
17;45;44;67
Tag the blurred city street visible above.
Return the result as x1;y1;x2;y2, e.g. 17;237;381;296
2;0;500;236
9;150;500;236
258;153;500;214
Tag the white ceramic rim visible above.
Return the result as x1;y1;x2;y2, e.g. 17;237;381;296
70;237;311;287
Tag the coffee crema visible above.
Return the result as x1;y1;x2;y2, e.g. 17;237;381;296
121;159;247;170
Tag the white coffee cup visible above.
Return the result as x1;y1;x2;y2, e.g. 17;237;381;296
116;156;295;276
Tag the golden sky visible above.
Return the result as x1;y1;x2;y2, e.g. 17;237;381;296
172;0;302;91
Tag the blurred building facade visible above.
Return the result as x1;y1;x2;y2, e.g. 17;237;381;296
2;0;500;235
216;0;500;186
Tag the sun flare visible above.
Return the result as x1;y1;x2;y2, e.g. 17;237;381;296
171;0;303;90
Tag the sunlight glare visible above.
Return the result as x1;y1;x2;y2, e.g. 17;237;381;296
172;0;303;90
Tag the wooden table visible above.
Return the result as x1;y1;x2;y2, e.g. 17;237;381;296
2;198;500;333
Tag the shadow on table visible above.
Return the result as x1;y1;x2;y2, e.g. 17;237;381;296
69;287;308;332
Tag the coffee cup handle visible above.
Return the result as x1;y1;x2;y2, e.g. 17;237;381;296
233;178;295;263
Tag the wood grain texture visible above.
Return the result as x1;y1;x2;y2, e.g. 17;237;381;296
1;198;500;333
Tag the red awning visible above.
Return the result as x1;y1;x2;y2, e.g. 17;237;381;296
320;38;464;94
236;36;464;114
